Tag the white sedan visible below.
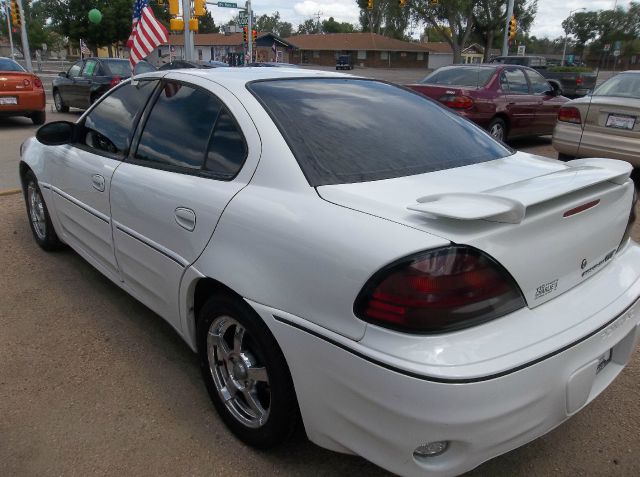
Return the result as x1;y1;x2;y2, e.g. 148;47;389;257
20;68;640;477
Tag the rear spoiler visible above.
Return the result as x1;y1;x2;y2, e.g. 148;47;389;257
407;158;632;224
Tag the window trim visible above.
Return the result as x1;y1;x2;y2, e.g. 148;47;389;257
126;78;249;182
71;78;160;161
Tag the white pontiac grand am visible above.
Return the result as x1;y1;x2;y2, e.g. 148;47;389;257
19;68;640;476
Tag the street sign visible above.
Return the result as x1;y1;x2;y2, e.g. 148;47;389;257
613;50;620;57
238;11;254;26
613;40;621;50
517;45;525;56
603;43;610;51
217;2;237;7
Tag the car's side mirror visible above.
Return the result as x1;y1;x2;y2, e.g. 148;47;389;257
547;80;563;97
58;71;67;78
36;121;75;146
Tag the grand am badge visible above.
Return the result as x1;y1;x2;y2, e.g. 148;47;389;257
535;279;558;299
581;249;616;278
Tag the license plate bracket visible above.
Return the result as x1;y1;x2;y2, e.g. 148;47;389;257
0;96;18;105
606;113;636;130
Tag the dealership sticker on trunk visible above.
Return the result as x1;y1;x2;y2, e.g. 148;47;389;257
606;114;636;130
0;97;18;105
535;279;558;299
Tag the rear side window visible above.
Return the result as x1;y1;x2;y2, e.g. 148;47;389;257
81;80;157;156
421;67;495;87
502;69;530;94
135;81;247;178
249;79;512;186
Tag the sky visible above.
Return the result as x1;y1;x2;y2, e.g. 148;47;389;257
205;0;634;40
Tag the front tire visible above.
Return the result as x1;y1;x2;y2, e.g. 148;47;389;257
197;293;299;449
53;90;69;113
23;170;63;251
488;117;508;142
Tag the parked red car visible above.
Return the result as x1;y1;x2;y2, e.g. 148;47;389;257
406;64;568;142
0;57;46;125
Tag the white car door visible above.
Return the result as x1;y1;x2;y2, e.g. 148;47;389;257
48;79;159;278
109;75;261;330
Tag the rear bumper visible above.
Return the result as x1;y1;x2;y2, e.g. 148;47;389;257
0;90;46;115
552;121;582;156
250;242;640;476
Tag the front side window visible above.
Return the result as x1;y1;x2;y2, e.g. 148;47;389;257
135;82;248;178
526;70;551;95
81;80;157;156
82;60;98;77
502;69;530;94
68;61;83;78
249;78;512;186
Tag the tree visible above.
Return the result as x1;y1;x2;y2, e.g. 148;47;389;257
562;11;598;57
296;18;321;35
358;0;410;39
198;9;219;33
254;11;293;37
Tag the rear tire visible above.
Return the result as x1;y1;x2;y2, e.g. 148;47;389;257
557;153;575;161
23;170;64;251
31;110;46;125
53;90;69;113
488;117;507;142
197;293;299;449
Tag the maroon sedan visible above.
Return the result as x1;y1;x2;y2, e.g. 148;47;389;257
406;64;568;142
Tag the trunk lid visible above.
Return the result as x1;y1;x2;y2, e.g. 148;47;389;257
406;84;472;102
581;96;640;141
317;153;634;307
0;72;34;92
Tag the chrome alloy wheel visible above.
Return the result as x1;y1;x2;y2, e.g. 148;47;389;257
27;181;47;240
54;91;63;111
207;316;271;428
489;122;505;141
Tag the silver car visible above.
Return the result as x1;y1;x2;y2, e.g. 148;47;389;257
553;71;640;166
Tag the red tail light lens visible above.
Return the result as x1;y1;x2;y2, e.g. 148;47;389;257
354;246;525;333
33;77;43;88
439;95;474;110
558;107;582;124
576;76;583;86
110;76;122;88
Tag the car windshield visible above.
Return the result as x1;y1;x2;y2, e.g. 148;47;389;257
421;67;495;87
249;78;512;186
593;73;640;99
0;58;26;72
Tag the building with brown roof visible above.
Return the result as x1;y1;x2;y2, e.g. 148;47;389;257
284;33;438;69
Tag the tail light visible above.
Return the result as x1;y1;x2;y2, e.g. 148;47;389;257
354;246;525;334
620;187;638;247
576;76;583;86
23;78;31;87
558;106;582;124
33;77;43;88
110;76;122;88
439;95;474;110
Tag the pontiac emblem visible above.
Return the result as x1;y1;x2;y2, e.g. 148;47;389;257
581;258;587;270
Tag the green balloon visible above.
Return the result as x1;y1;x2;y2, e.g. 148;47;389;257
88;9;102;24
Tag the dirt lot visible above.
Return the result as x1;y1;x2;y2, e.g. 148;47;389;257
1;194;639;476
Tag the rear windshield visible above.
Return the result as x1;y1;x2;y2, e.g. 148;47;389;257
421;67;495;87
0;58;25;72
593;73;640;99
248;78;512;186
103;59;155;76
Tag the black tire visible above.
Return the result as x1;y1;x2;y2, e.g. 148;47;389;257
31;110;46;125
53;89;69;113
197;293;299;449
488;117;508;142
557;153;575;161
23;170;64;251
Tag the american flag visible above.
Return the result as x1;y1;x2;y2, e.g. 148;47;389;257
80;39;91;56
128;0;168;71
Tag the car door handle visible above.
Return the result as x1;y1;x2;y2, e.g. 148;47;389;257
175;207;196;231
91;174;105;192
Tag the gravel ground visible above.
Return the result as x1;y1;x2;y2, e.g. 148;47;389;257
1;190;639;477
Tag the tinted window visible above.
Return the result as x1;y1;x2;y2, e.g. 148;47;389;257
249;79;512;186
82;60;98;76
594;73;640;99
526;70;551;94
422;67;495;87
136;82;222;170
68;61;83;78
502;69;529;94
0;58;25;72
82;80;157;156
205;110;247;178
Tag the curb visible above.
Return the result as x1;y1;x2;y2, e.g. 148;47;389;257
0;188;21;197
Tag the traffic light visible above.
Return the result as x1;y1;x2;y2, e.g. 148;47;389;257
399;0;406;6
367;0;373;10
243;27;248;44
10;0;21;28
252;29;257;42
169;18;184;31
189;18;198;31
429;0;438;5
168;0;179;16
508;15;517;40
194;0;205;17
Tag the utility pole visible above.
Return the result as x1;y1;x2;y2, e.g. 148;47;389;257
182;0;194;60
16;0;32;71
246;0;252;64
4;1;15;59
501;0;514;56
